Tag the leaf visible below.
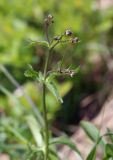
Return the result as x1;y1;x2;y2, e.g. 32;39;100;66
46;81;63;103
24;64;39;79
5;125;27;144
105;144;113;157
86;144;97;160
28;40;49;48
46;71;61;82
73;66;80;74
26;115;44;147
38;71;44;82
107;128;113;143
80;121;105;146
0;144;27;151
49;148;60;160
49;136;83;159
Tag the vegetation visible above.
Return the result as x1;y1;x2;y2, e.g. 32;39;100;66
0;0;113;160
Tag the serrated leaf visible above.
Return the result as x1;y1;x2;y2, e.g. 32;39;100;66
80;121;105;146
46;81;63;103
86;144;97;160
24;65;39;79
38;71;44;82
28;40;49;48
49;136;83;159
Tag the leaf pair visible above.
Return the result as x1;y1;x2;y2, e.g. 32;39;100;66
24;65;63;103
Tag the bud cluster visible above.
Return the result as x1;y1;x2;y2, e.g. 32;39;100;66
53;29;79;44
65;29;79;44
58;68;77;77
44;14;80;45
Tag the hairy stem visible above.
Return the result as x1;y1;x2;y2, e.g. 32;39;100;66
42;47;51;160
43;20;59;159
42;83;49;160
43;23;51;159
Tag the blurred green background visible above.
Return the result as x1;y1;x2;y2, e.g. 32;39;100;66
0;0;113;159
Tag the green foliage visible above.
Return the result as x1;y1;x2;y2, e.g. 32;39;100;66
26;115;44;147
86;144;97;160
104;144;113;159
80;120;105;146
28;40;49;48
23;13;80;160
1;0;113;160
24;65;39;79
46;81;63;103
50;136;83;159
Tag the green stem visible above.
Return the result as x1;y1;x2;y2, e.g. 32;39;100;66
42;83;49;160
43;20;60;159
43;44;51;160
42;42;59;160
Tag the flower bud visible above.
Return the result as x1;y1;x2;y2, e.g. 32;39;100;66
71;37;79;44
65;29;73;36
48;14;53;19
48;14;54;23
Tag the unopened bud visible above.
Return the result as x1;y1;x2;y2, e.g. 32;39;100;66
65;29;73;36
48;14;53;19
71;37;79;44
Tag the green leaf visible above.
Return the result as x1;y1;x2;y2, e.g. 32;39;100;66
73;66;80;74
107;128;113;143
49;136;83;159
80;121;105;146
105;144;113;157
49;148;60;160
28;40;49;48
86;144;97;160
4;125;27;144
0;144;27;151
46;81;63;103
46;71;61;82
24;65;39;79
38;71;44;82
26;115;44;147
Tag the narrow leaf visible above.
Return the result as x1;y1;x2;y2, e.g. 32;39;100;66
80;121;105;146
50;136;83;159
46;81;63;103
5;125;27;144
105;144;113;157
49;148;60;160
26;115;44;147
107;128;113;143
86;144;97;160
